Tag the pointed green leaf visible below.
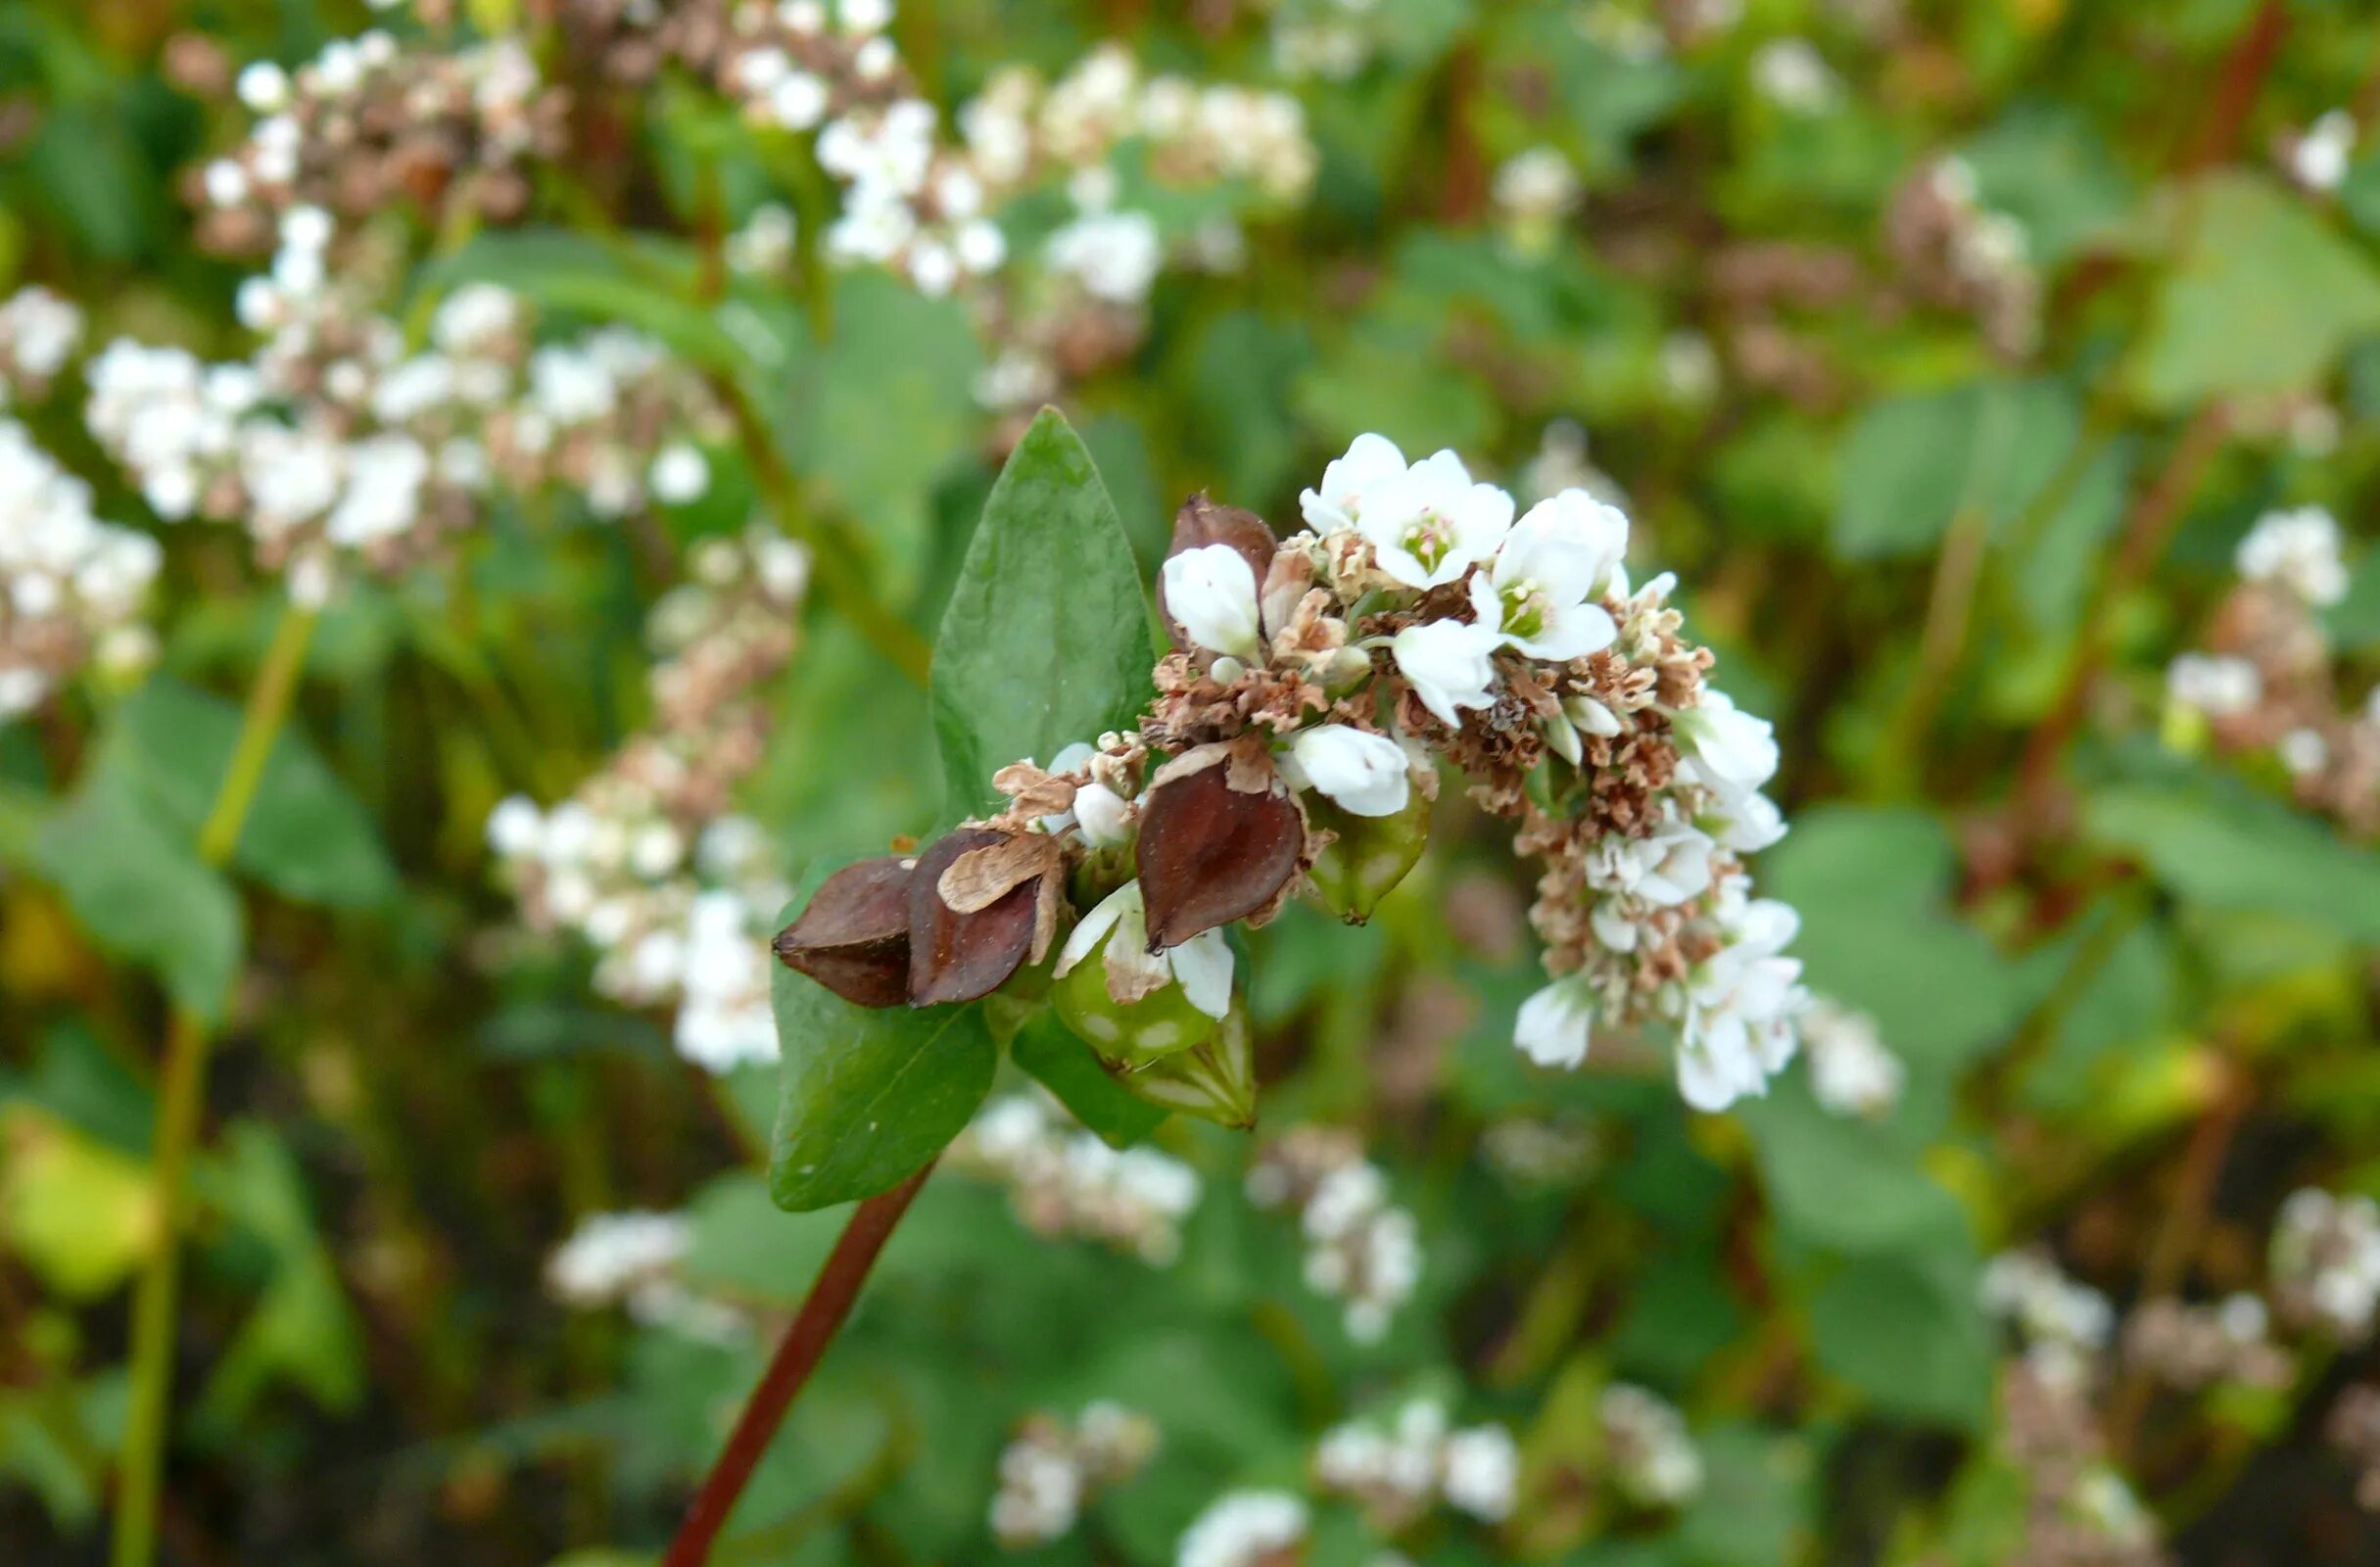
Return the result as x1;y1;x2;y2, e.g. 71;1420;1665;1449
929;407;1156;818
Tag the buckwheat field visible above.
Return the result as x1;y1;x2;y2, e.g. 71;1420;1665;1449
5;2;2380;1564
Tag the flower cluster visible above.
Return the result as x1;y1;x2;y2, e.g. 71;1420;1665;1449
86;267;723;603
1981;1249;2116;1391
774;433;1803;1130
1595;1384;1703;1510
1174;1489;1308;1567
1246;1126;1422;1343
197;31;563;255
546;1209;743;1341
1312;1398;1518;1528
946;1094;1203;1265
488;529;807;1072
987;1401;1160;1548
0;286;82;404
1887;156;2039;359
1798;997;1904;1119
2166;506;2377;838
0;418;163;718
2270;1188;2380;1341
2121;1294;2291;1393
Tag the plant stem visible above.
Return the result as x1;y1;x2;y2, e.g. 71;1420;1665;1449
663;1164;934;1567
114;602;319;1567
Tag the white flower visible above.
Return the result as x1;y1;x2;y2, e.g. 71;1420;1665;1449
1284;725;1411;817
2237;505;2349;605
1162;543;1264;661
1515;976;1595;1068
1056;880;1233;1020
1801;999;1902;1119
1177;1490;1308;1567
1672;689;1779;794
1677;896;1804;1112
1589;817;1714;907
1354;449;1515;589
2291;110;2358;194
1299;432;1407;534
1705;789;1787;853
1470;491;1624;659
1391;617;1501;727
1442;1425;1519;1521
2166;652;2261;718
1045;209;1163;304
648;443;710;504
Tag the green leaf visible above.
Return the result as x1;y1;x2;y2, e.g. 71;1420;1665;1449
1761;807;2023;1070
770;908;998;1212
928;407;1156;819
99;681;398;910
1744;1082;1966;1255
32;775;243;1021
1010;1010;1167;1149
2131;172;2380;411
1833;379;2077;561
1804;1242;1993;1431
2082;772;2380;943
794;269;983;600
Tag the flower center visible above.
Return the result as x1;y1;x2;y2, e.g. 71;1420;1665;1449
1400;512;1452;571
1500;580;1548;639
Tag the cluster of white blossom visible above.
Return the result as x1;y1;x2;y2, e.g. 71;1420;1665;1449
87;265;721;603
2166;505;2376;836
1597;1384;1703;1509
1909;156;2039;356
1798;997;1904;1119
948;1094;1203;1264
0;420;164;718
0;286;83;404
956;44;1314;415
1312;1399;1518;1527
1246;1126;1420;1342
1175;1489;1309;1567
1981;1249;2116;1390
201;30;558;249
987;1401;1160;1548
1097;433;1803;1110
963;43;1314;207
546;1209;742;1341
2272;1189;2380;1341
1262;0;1387;79
2123;1293;2292;1393
488;530;807;1072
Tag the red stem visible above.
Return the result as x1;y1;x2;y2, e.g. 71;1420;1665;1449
662;1164;934;1567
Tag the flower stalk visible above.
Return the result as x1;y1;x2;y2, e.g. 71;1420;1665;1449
114;600;319;1567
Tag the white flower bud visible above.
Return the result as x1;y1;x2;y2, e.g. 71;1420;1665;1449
1160;543;1263;661
1284;725;1410;817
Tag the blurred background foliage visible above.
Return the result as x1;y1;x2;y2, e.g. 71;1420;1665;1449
2;0;2380;1562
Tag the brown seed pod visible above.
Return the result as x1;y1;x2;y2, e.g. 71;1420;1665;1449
1159;495;1276;657
1136;756;1303;951
907;829;1041;1006
772;856;915;1008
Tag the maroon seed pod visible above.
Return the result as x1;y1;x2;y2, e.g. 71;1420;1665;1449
907;829;1041;1006
772;856;915;1008
1159;495;1276;656
1136;761;1304;951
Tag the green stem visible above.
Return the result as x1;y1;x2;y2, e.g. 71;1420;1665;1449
114;602;319;1567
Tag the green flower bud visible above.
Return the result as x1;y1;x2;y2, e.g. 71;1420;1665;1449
1052;880;1232;1067
1114;1003;1258;1129
1305;788;1430;924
